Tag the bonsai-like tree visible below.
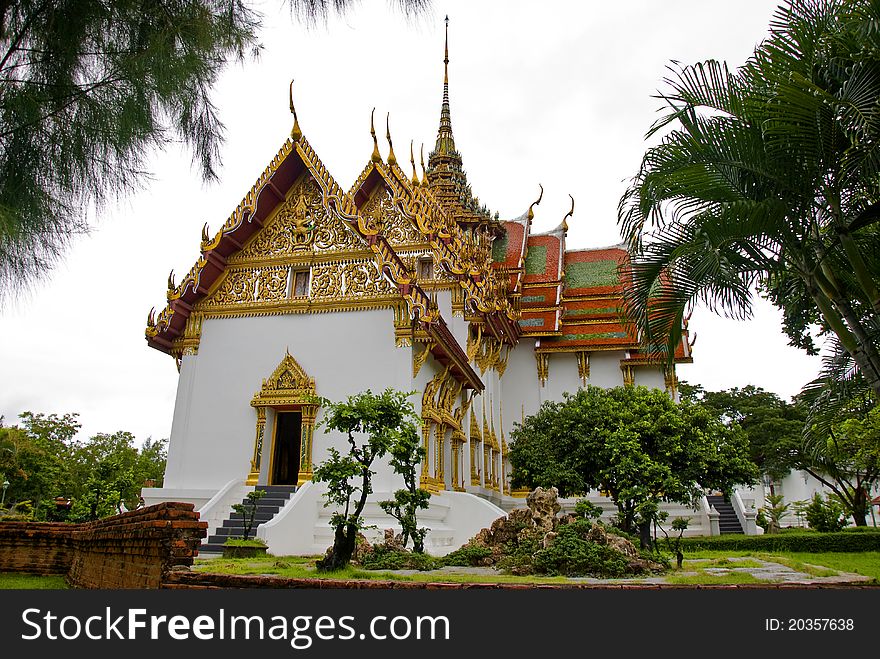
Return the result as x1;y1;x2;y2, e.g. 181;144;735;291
659;517;690;569
379;424;430;553
313;389;419;571
231;489;266;541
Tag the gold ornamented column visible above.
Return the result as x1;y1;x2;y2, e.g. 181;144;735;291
247;407;267;486
434;423;446;487
469;410;481;486
298;404;318;485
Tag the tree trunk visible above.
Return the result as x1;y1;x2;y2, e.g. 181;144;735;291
316;522;359;571
638;519;652;551
852;488;868;527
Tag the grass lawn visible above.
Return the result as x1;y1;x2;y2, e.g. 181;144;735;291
192;555;601;585
192;550;880;585
0;572;69;589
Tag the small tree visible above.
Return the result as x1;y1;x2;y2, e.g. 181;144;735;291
379;424;430;553
659;517;690;569
805;493;847;533
574;499;604;522
313;389;418;571
231;489;266;541
760;493;790;534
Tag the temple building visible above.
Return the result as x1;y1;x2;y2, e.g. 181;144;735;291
142;22;695;555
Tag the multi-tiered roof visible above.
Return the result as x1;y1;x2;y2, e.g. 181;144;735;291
144;19;692;375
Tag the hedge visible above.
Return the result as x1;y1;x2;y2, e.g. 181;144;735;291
681;531;880;553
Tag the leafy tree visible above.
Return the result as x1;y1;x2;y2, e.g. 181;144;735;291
0;0;427;300
679;382;806;483
0;412;79;509
68;431;167;515
69;453;136;521
313;388;419;571
378;424;430;553
797;405;880;526
509;385;758;549
619;0;880;399
0;412;166;520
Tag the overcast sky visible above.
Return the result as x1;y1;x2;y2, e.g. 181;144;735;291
0;1;821;445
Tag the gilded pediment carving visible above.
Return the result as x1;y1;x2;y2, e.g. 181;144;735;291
251;349;316;408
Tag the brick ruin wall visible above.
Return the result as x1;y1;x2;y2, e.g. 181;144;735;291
0;502;207;588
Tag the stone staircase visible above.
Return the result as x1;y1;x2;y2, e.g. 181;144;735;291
707;494;744;534
200;485;297;553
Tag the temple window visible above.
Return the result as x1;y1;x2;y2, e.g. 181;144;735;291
292;269;310;297
419;258;434;280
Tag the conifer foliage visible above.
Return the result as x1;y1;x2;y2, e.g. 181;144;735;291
0;0;428;300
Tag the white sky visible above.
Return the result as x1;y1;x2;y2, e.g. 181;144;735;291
0;0;822;445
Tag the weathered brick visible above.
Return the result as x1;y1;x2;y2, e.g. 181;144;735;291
0;502;205;588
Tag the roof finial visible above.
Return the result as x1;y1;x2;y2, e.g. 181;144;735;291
527;184;544;223
444;15;449;85
420;143;427;180
410;140;419;185
289;79;302;141
370;107;381;163
562;194;574;233
385;112;397;165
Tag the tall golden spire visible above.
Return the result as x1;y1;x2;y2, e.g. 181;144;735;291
426;17;497;231
444;14;449;85
433;15;456;158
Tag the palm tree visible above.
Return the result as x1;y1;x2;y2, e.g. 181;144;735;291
619;0;880;398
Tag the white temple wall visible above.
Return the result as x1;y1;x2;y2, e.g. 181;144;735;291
634;365;666;391
162;308;410;493
541;352;582;404
587;351;627;388
737;472;880;529
500;341;542;418
437;289;468;349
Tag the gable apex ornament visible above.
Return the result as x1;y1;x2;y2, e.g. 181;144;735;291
251;349;316;408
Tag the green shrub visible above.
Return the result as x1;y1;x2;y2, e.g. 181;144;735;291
680;531;880;553
440;544;494;567
804;493;847;533
531;519;634;577
359;545;439;571
496;529;543;575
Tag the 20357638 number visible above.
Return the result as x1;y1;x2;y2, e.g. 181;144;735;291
765;618;854;631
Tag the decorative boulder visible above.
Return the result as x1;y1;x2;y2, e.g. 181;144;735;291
527;486;561;533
